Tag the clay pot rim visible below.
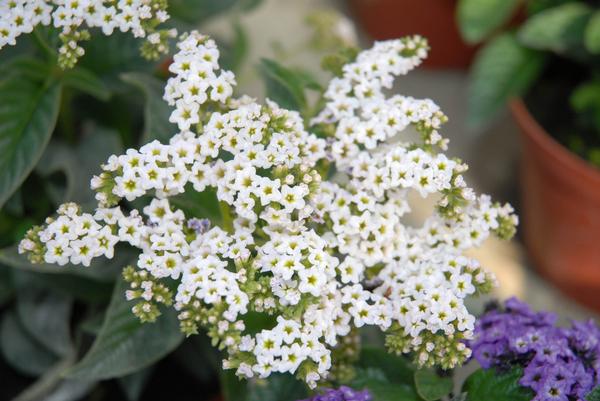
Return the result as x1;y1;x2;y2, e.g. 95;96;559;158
509;98;600;186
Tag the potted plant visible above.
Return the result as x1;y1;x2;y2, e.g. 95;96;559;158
347;0;476;68
457;0;600;311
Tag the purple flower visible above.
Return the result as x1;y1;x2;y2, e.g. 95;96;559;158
468;297;600;401
299;386;371;401
187;218;211;234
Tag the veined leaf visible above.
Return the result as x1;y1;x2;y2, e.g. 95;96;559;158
120;72;175;143
587;386;600;401
457;0;521;43
518;3;591;54
37;126;122;205
221;371;308;401
414;370;453;401
16;285;73;357
63;67;111;101
463;368;533;401
467;33;545;125
66;277;183;380
0;310;58;377
0;75;61;208
259;59;307;113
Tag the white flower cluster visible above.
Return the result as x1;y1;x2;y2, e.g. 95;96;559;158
18;203;118;266
164;34;236;130
0;0;172;68
20;32;517;387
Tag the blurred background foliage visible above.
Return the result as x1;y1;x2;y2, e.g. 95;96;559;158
458;0;600;166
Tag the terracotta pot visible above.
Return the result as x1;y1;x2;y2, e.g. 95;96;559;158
348;0;476;69
511;99;600;310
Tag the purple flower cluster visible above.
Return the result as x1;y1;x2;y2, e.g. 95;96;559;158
469;297;600;401
299;386;371;401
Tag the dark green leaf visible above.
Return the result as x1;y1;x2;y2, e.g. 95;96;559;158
12;268;114;304
518;3;591;53
11;356;95;401
0;310;58;376
259;59;307;112
63;67;111;101
0;244;130;282
172;336;220;383
221;22;249;73
37;126;122;205
16;285;72;357
170;186;221;222
40;379;95;401
463;368;533;401
168;0;238;24
79;33;150;87
585;11;600;54
414;370;453;401
587;386;600;401
66;277;184;380
571;80;600;129
366;381;421;401
0;56;51;81
457;0;521;43
357;346;415;384
222;371;308;401
467;33;545;125
0;75;61;208
119;368;153;401
0;265;13;306
120;72;175;143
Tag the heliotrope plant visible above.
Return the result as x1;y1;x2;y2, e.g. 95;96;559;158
467;298;600;401
0;0;174;68
18;28;519;389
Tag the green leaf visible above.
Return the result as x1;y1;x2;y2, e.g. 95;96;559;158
463;368;533;401
221;22;249;74
0;56;51;81
37;126;122;205
119;368;153;401
170;186;222;222
467;33;545;125
39;379;95;401
457;0;521;43
587;386;600;401
414;370;453;401
0;244;129;282
357;346;415;384
16;285;73;357
518;3;591;53
79;33;151;87
571;80;600;130
66;277;184;380
221;371;308;401
120;72;175;144
366;380;421;401
63;67;111;101
0;265;13;306
0;75;61;208
0;310;58;376
260;59;307;113
168;0;239;24
585;11;600;54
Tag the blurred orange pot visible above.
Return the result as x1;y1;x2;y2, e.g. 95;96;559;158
347;0;475;69
511;99;600;311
